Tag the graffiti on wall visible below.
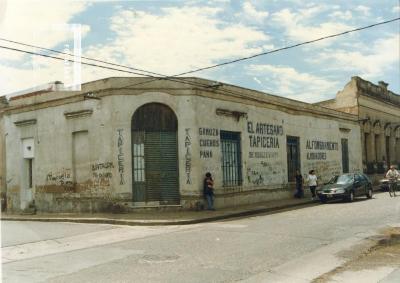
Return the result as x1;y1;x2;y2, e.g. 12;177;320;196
117;129;125;185
199;127;220;159
304;160;341;182
247;169;264;185
92;162;114;187
185;128;192;184
246;161;284;186
46;168;73;186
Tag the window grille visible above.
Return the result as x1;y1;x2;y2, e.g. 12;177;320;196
341;138;349;173
133;132;145;182
28;159;33;188
220;131;242;186
287;136;300;182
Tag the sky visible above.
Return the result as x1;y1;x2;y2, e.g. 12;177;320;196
0;0;399;102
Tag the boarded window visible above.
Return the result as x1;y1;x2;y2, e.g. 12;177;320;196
220;131;242;186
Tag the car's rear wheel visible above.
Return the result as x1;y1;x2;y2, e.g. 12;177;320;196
366;187;373;199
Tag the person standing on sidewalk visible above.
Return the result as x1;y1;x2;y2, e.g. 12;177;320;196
203;172;215;210
294;170;304;198
307;170;318;200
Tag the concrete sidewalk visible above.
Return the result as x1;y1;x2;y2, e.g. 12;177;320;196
0;197;316;226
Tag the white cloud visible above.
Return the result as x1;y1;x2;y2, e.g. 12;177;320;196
86;6;269;76
0;54;121;96
1;56;69;95
246;64;338;102
354;5;371;16
271;7;353;46
329;10;352;21
242;2;269;23
1;4;270;95
393;5;400;13
0;0;90;61
312;34;400;79
262;44;275;50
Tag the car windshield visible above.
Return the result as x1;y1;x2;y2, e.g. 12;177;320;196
334;174;354;184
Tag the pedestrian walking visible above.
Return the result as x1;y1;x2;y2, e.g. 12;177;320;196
294;170;304;198
307;170;318;200
203;172;215;210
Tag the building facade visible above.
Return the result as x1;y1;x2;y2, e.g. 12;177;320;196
317;76;400;178
0;96;7;210
2;77;362;212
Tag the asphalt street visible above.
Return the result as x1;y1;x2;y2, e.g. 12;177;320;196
2;192;400;283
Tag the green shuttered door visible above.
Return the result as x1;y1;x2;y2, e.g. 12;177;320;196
144;132;179;204
132;103;180;205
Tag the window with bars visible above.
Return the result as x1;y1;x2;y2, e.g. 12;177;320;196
28;159;33;188
286;136;300;182
133;132;145;182
220;131;242;186
341;138;349;173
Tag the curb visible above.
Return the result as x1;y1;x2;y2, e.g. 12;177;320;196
0;200;315;226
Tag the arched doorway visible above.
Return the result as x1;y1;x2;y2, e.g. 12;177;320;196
131;103;180;204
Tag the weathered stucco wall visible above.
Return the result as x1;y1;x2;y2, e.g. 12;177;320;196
3;78;362;212
316;78;359;115
0;109;5;198
0;96;8;211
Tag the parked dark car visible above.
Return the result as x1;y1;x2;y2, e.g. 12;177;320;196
317;173;373;203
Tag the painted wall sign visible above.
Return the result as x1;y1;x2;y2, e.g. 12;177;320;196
247;121;283;149
185;128;192;184
199;128;219;136
117;129;125;185
306;140;339;150
248;152;279;159
247;122;284;135
199;127;220;159
306;140;338;160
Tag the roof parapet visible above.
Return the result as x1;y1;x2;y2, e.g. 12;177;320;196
7;81;64;99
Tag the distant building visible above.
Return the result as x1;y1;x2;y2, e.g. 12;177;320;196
317;76;400;177
1;77;362;212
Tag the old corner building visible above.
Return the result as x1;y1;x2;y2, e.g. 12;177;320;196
0;76;371;213
318;76;400;179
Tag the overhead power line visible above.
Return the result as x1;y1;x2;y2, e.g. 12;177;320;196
0;45;154;77
0;44;253;99
0;45;288;107
113;16;400;90
174;17;400;76
0;37;165;78
0;17;399;95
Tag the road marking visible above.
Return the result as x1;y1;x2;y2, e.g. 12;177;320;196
2;225;188;263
